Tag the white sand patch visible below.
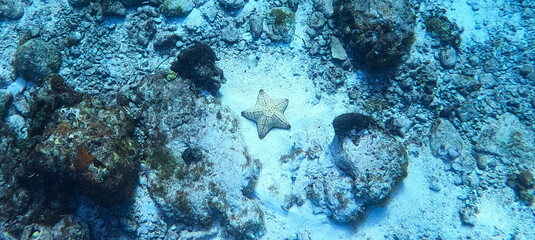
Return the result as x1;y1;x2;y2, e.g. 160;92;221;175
477;191;514;233
355;144;467;239
219;48;355;238
446;0;489;45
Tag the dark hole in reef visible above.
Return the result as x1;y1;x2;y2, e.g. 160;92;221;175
92;159;106;169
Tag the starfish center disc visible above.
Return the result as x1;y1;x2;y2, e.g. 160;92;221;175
263;108;275;116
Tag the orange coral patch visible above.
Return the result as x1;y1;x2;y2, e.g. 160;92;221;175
75;145;94;171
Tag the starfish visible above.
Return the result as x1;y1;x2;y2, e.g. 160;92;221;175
241;89;291;139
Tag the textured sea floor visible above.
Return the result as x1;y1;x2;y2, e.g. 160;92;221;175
1;0;535;239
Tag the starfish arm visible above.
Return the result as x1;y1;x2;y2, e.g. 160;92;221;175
257;115;273;139
241;108;263;121
257;89;270;105
273;99;289;112
272;112;291;129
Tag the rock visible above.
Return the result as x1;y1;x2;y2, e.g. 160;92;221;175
334;0;416;69
476;154;489;170
317;122;408;223
323;173;364;223
0;89;12;119
429;119;464;161
138;73;264;239
312;0;334;18
479;73;496;89
428;176;441;192
102;0;126;17
221;24;240;43
121;0;144;7
6;114;25;138
483;59;499;73
39;99;140;204
467;55;480;66
14;39;62;84
440;46;457;69
248;14;263;39
182;147;203;164
218;0;246;11
424;8;462;48
266;7;295;43
476;113;535;159
450;74;481;94
309;12;326;30
0;0;24;19
20;216;90;240
184;8;207;30
170;43;224;95
331;128;408;199
67;0;92;7
26;74;84;137
330;36;348;61
162;0;195;18
13;93;30;115
153;31;180;49
385;116;412;137
459;205;476;226
456;101;478;122
201;1;218;22
519;64;534;78
134;19;157;46
332;113;373;137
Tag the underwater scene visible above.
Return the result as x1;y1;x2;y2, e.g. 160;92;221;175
1;0;535;239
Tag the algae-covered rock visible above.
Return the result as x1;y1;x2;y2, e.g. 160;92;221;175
162;0;195;18
39;99;140;204
508;169;535;205
476;114;535;205
424;8;463;49
332;113;373;137
0;89;12;119
476;113;535;159
309;113;408;223
20;216;90;240
266;7;295;43
135;73;264;239
170;43;225;95
67;0;92;8
0;0;24;19
312;0;334;18
102;0;126;17
334;0;416;69
27;74;84;137
14;39;62;84
331;124;408;204
218;0;246;11
121;0;144;7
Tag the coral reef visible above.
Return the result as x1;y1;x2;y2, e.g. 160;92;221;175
171;43;225;95
38;99;140;204
306;113;408;223
131;72;264;239
334;0;416;69
13;39;62;84
266;7;296;43
424;8;463;49
0;0;24;19
27;74;84;137
332;113;373;137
